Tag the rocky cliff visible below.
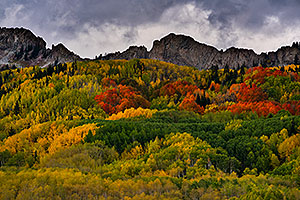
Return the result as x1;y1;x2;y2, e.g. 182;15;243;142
102;33;300;70
0;27;81;67
101;46;148;60
2;28;300;70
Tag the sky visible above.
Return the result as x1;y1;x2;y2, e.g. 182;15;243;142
1;0;300;58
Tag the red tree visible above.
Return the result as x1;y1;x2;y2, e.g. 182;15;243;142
282;101;300;115
237;83;268;102
179;94;205;114
227;101;282;117
160;80;198;97
101;77;117;88
95;85;150;115
244;66;287;85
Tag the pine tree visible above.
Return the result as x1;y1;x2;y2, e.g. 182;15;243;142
14;101;20;115
294;55;299;65
210;65;219;84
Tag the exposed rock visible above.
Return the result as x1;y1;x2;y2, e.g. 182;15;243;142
49;43;81;64
149;33;220;69
102;33;300;70
0;27;81;67
101;46;149;60
2;28;300;70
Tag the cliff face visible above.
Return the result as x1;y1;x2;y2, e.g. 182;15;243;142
101;46;149;60
148;33;220;69
2;28;300;70
102;33;300;69
0;27;81;67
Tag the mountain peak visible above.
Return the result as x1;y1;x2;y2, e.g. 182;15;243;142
0;27;81;67
101;45;148;60
101;33;300;69
1;27;300;70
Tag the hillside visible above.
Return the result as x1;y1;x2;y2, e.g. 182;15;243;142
0;59;300;199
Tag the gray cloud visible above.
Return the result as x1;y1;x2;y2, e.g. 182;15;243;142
1;0;300;57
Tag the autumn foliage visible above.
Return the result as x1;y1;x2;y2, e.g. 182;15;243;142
209;81;221;93
101;77;117;88
179;94;205;114
1;59;300;199
282;101;300;115
237;83;268;102
95;85;150;115
159;80;198;97
106;107;157;120
227;101;283;117
244;66;287;84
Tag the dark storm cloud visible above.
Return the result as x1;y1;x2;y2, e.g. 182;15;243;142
1;0;300;57
200;0;300;29
0;0;191;30
0;0;192;45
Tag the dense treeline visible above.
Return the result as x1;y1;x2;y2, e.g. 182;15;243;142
0;59;300;199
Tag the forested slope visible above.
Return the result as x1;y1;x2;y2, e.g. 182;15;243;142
0;59;300;199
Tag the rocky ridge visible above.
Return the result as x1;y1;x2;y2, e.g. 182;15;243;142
1;27;300;70
101;33;300;70
0;27;81;68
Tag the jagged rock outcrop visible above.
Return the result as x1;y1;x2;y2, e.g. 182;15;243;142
0;27;81;67
3;28;299;70
101;46;149;60
101;33;300;70
149;33;221;69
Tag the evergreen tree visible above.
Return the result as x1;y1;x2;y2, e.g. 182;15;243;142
14;101;20;115
224;64;229;74
240;64;246;75
211;65;220;83
294;55;299;65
